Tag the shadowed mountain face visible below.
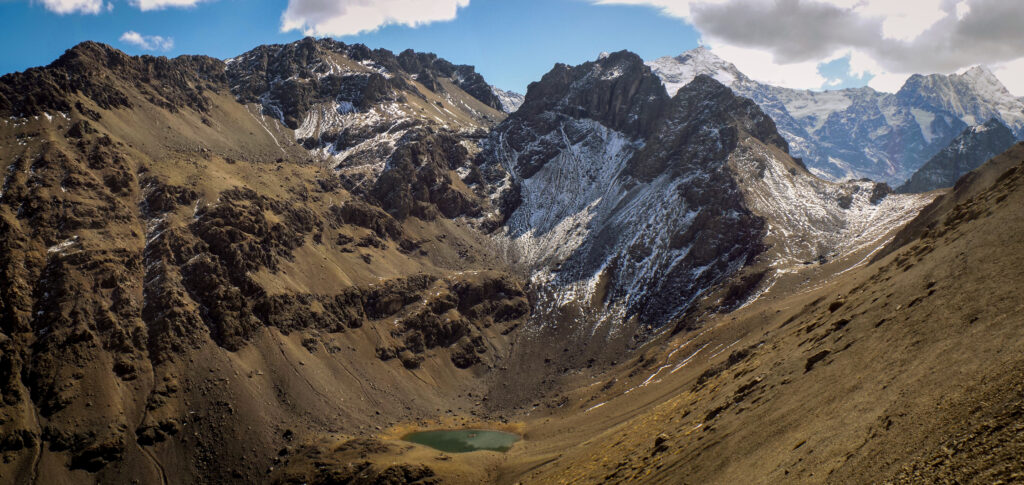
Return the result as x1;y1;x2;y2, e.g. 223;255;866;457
0;39;1003;485
898;118;1016;193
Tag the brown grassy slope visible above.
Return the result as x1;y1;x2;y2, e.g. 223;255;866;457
490;145;1024;484
269;140;1024;485
0;44;525;484
878;141;1024;260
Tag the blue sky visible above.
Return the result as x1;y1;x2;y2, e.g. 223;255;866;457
0;0;881;94
2;0;1020;95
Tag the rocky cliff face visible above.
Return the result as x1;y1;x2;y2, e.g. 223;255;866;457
481;61;758;334
477;52;931;347
898;118;1016;193
0;41;225;118
225;37;506;201
648;48;1024;185
228;38;503;128
0;40;529;483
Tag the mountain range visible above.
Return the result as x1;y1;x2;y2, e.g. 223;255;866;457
0;38;1022;484
648;47;1024;185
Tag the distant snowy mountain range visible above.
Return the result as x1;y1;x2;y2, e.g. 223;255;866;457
648;47;1024;185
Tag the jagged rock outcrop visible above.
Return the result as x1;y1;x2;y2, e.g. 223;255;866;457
0;41;226;118
479;53;932;343
370;128;482;220
513;51;668;143
395;49;504;111
224;37;505;223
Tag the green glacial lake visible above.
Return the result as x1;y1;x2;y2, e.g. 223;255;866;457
402;429;521;453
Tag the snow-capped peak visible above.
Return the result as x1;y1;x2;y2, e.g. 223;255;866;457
960;65;999;83
957;65;1015;100
646;47;748;96
904;64;1024;133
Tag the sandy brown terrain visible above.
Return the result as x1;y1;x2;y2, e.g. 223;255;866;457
275;145;1024;484
2;41;1023;485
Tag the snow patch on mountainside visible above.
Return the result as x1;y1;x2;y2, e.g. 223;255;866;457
779;90;855;131
487;114;758;332
911;108;938;143
730;140;935;269
294;101;408;179
494;119;639;267
492;87;525;113
647;47;742;97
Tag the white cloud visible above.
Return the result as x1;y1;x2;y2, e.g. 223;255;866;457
38;0;105;15
38;0;202;13
955;0;971;20
128;0;207;11
846;0;948;41
591;0;1024;95
992;58;1024;98
281;0;469;37
708;44;830;90
119;31;174;51
590;0;728;19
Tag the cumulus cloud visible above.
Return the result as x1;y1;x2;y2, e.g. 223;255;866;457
128;0;205;10
38;0;199;13
280;0;469;37
709;43;832;90
128;0;207;11
992;58;1024;98
119;31;174;51
592;0;1024;94
38;0;105;15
